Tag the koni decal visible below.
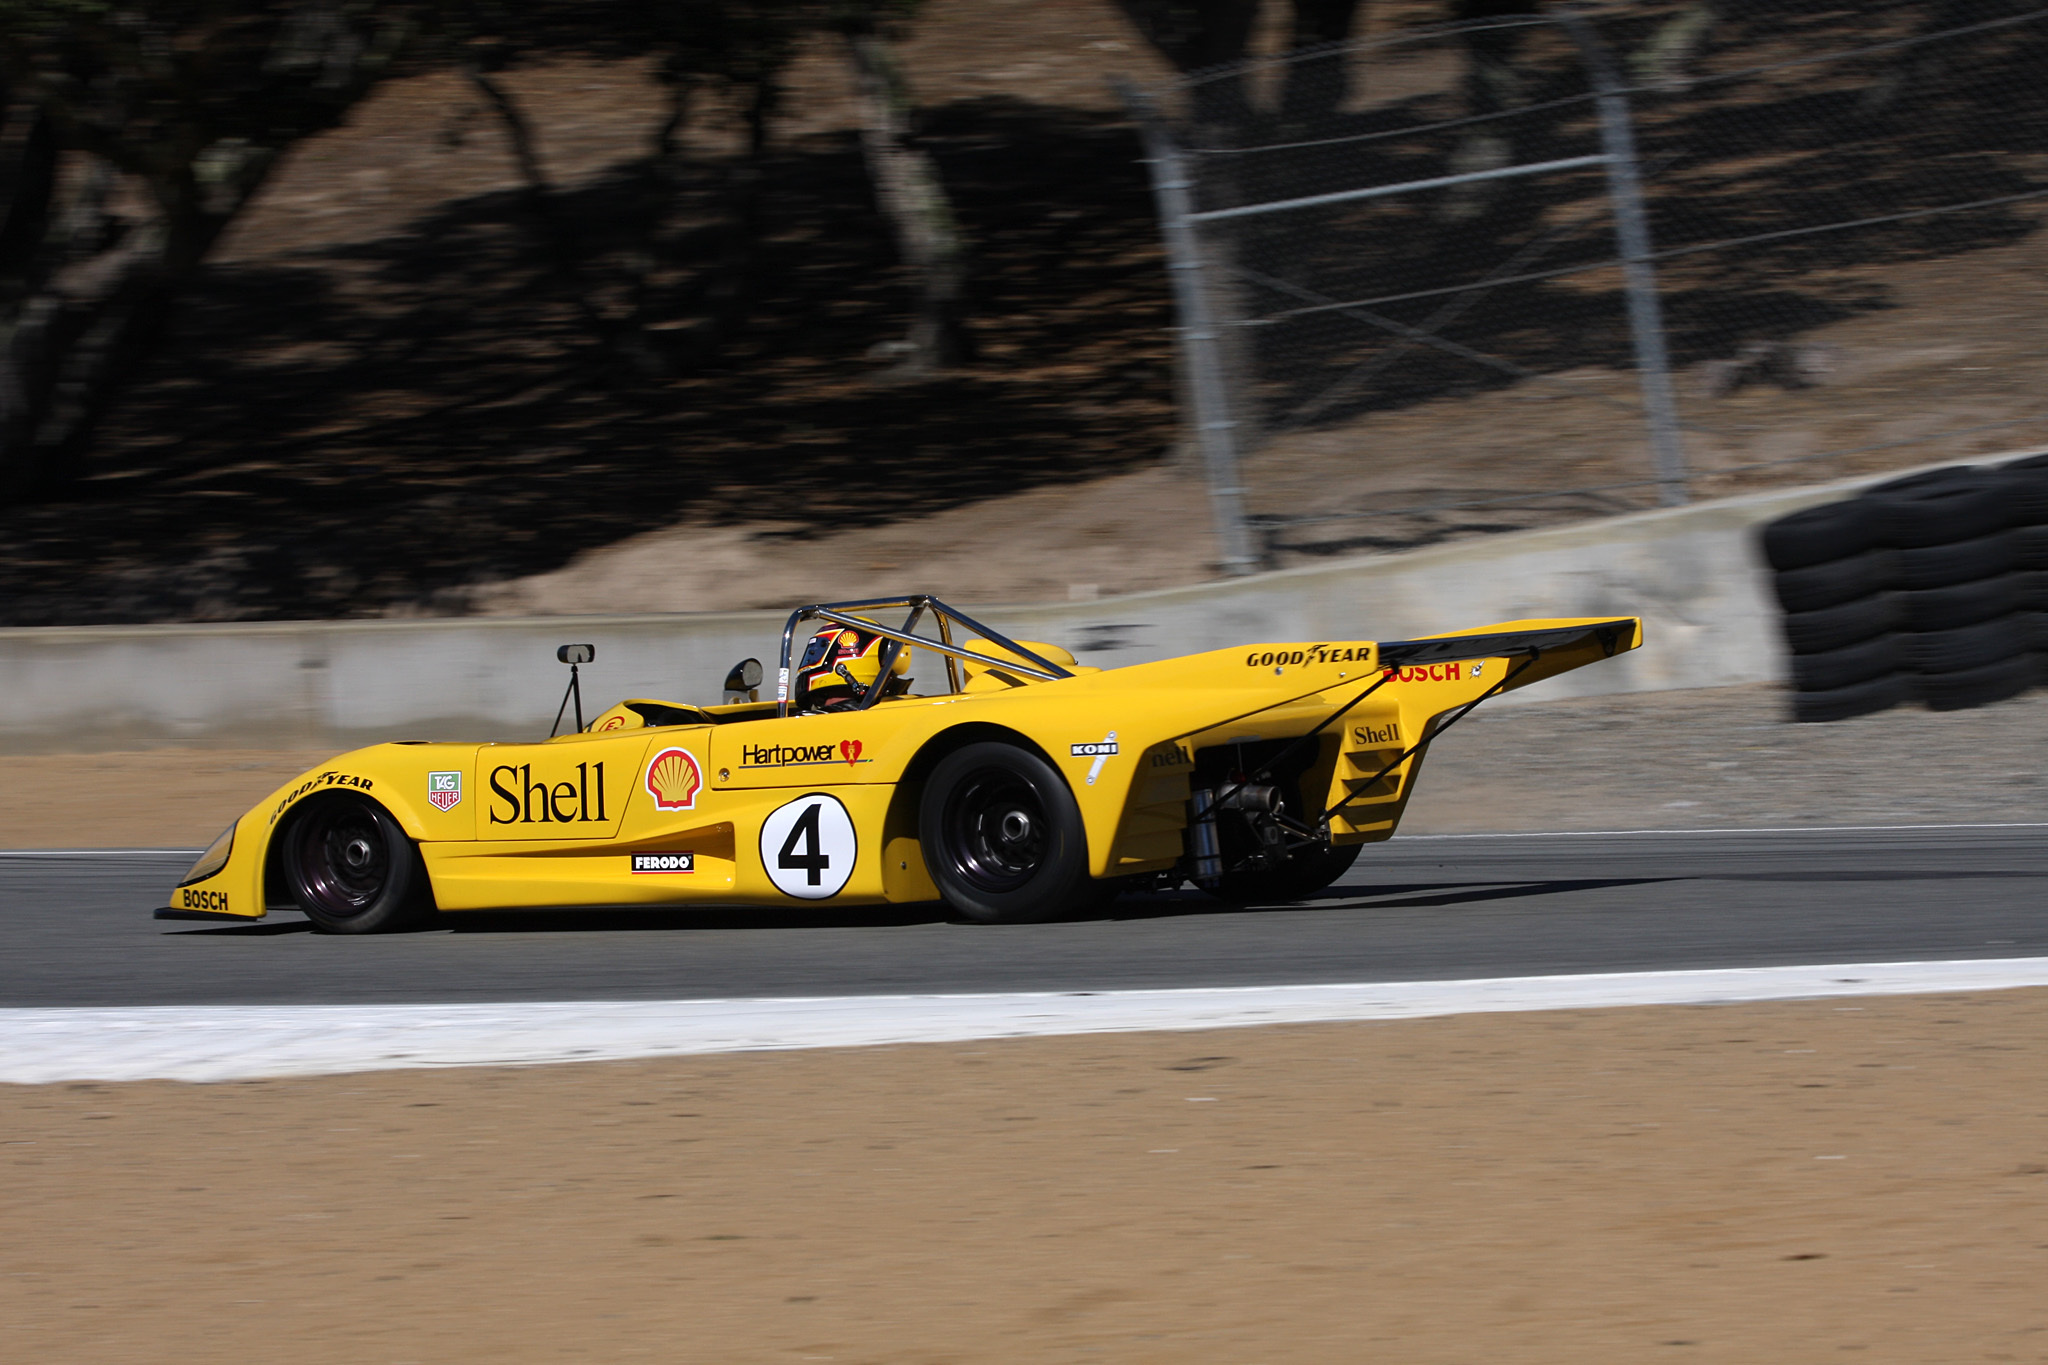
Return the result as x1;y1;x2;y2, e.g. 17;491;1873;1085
488;761;610;825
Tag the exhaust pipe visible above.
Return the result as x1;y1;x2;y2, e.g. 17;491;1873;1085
1189;788;1223;883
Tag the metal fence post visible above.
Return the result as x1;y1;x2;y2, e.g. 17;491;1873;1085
1561;10;1690;507
1118;81;1261;575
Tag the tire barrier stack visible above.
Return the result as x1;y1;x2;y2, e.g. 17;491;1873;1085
1761;457;2048;723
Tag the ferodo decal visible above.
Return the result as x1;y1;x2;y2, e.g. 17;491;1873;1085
179;887;231;913
268;771;376;824
1384;662;1464;682
631;851;696;874
427;771;462;812
760;793;857;899
645;748;703;812
1351;721;1402;746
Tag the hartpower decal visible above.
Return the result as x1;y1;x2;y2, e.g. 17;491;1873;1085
759;792;857;900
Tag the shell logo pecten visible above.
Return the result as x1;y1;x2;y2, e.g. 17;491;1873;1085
644;747;703;812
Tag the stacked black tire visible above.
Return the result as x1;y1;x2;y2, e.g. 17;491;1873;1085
1762;457;2048;723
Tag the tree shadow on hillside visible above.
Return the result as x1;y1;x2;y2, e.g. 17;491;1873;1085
0;98;1176;625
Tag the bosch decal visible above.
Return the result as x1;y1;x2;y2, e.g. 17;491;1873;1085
1384;662;1463;682
180;887;231;913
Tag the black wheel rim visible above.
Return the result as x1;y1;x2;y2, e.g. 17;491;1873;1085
290;804;390;919
941;765;1051;894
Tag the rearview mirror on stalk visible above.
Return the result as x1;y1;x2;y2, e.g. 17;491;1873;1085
551;644;595;736
724;657;764;704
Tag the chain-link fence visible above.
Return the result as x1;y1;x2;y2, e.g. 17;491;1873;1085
1126;3;2048;571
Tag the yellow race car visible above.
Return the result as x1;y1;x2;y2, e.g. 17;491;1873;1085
158;595;1641;932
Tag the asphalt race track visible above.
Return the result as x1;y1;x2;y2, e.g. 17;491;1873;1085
0;825;2041;1008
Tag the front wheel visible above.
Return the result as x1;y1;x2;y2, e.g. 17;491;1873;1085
280;794;432;933
919;741;1093;924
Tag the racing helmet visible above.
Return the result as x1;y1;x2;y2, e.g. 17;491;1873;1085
793;621;911;712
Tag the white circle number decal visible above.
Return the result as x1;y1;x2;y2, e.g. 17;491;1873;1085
759;793;857;899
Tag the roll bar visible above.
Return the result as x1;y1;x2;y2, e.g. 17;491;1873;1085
775;595;1076;717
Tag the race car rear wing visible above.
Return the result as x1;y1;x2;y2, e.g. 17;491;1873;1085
1209;617;1642;828
1376;617;1638;695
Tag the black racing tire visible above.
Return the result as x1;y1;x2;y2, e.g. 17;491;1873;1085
1896;533;2016;590
1912;653;2034;712
2015;611;2048;653
1210;839;1364;905
1867;469;2010;547
279;794;431;934
1788;633;1904;693
1900;575;2020;632
2012;525;2048;570
1905;617;2021;674
919;741;1092;925
2015;571;2048;611
1782;593;1902;655
1759;499;1879;572
1995;454;2048;526
1773;550;1898;613
1790;673;1910;724
1866;465;1975;498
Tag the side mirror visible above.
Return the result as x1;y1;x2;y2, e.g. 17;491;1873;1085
551;644;595;736
723;657;764;704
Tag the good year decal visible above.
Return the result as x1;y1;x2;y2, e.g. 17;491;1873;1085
759;792;857;899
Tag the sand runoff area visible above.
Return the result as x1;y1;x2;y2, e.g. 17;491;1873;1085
7;989;2048;1362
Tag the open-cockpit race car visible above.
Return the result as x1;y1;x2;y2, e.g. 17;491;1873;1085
159;596;1643;931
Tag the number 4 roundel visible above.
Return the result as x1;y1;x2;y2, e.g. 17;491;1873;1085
759;793;858;899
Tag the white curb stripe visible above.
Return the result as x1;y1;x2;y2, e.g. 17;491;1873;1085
6;957;2048;1084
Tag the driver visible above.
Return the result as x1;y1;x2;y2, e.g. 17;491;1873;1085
792;621;912;712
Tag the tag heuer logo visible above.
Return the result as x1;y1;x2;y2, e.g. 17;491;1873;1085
427;771;463;811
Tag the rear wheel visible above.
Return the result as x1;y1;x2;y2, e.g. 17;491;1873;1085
920;742;1091;924
281;794;431;934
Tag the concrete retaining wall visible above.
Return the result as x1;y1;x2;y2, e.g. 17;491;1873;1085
0;455;2010;753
